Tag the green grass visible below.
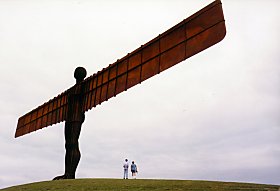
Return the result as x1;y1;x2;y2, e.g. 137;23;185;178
1;179;279;191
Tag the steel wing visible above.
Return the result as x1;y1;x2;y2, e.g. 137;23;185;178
15;0;226;138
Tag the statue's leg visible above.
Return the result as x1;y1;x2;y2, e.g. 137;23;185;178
65;121;82;178
53;121;82;180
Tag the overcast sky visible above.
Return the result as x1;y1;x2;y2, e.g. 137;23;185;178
0;0;280;189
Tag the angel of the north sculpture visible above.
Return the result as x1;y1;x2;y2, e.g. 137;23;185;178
15;0;226;180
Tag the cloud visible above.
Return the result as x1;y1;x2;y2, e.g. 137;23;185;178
1;0;280;189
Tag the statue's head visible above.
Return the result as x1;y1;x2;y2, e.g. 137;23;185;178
74;67;87;83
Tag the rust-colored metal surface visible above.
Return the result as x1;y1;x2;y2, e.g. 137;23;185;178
15;0;226;138
15;92;68;137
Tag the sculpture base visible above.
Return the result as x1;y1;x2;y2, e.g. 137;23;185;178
53;174;75;180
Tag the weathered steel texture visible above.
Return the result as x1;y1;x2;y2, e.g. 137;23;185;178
82;0;226;112
15;0;226;138
15;92;68;137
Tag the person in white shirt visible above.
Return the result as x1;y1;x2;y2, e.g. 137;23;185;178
123;159;129;179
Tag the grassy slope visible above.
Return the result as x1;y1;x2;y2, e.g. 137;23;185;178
1;179;279;191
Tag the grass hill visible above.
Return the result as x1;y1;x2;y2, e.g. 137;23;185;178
1;179;279;191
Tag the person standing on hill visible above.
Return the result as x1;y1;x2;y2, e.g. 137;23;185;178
123;159;129;179
131;161;138;179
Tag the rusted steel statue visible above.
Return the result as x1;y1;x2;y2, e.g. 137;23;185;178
53;67;87;180
15;0;226;180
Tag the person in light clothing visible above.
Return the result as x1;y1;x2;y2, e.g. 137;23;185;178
131;161;138;179
123;159;129;179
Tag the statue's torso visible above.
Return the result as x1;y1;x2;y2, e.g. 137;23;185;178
66;83;85;123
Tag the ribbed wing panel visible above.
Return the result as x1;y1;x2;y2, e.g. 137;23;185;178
82;0;226;112
15;0;226;138
15;92;68;137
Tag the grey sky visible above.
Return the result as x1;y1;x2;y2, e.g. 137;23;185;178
0;0;279;189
